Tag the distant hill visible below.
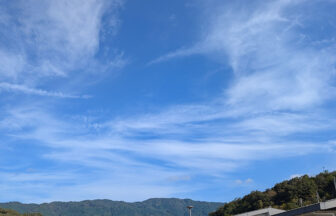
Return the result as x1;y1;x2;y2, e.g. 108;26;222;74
0;198;222;216
210;171;336;216
0;207;41;216
4;171;335;216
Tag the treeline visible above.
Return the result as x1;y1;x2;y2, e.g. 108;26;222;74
0;208;41;216
210;171;336;216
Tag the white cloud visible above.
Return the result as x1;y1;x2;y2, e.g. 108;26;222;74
151;0;336;112
148;46;204;65
167;175;191;182
245;178;253;183
1;0;336;202
235;179;243;184
0;82;90;98
235;178;253;185
17;0;106;65
0;50;26;79
1;106;331;174
0;89;334;202
0;168;190;203
0;0;125;96
143;0;336;170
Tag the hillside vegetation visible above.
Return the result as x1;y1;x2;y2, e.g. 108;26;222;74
210;171;336;216
0;208;41;216
0;198;222;216
3;171;335;216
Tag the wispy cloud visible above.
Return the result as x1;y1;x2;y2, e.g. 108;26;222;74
141;0;336;194
147;0;336;138
1;0;336;203
235;178;253;185
0;50;26;79
1;100;335;202
151;0;336;112
0;0;125;97
0;82;90;98
148;46;204;65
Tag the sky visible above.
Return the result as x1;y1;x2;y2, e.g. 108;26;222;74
0;0;336;204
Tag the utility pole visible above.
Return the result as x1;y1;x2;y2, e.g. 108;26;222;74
187;206;193;216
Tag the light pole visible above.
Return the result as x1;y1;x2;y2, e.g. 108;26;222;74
187;206;193;216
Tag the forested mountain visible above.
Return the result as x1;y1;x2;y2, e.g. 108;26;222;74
3;171;336;216
0;207;41;216
0;198;222;216
210;171;336;216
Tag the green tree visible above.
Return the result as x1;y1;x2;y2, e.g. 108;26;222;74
210;171;336;216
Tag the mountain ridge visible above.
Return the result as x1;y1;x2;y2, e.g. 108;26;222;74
0;198;223;216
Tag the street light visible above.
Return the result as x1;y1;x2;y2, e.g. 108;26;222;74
187;206;193;216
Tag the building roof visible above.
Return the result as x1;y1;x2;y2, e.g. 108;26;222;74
234;207;286;216
274;199;336;216
234;199;336;216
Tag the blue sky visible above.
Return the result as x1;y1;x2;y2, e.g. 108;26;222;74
1;0;336;203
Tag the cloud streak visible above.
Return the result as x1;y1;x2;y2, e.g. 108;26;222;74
1;98;335;202
1;0;336;203
0;82;90;98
